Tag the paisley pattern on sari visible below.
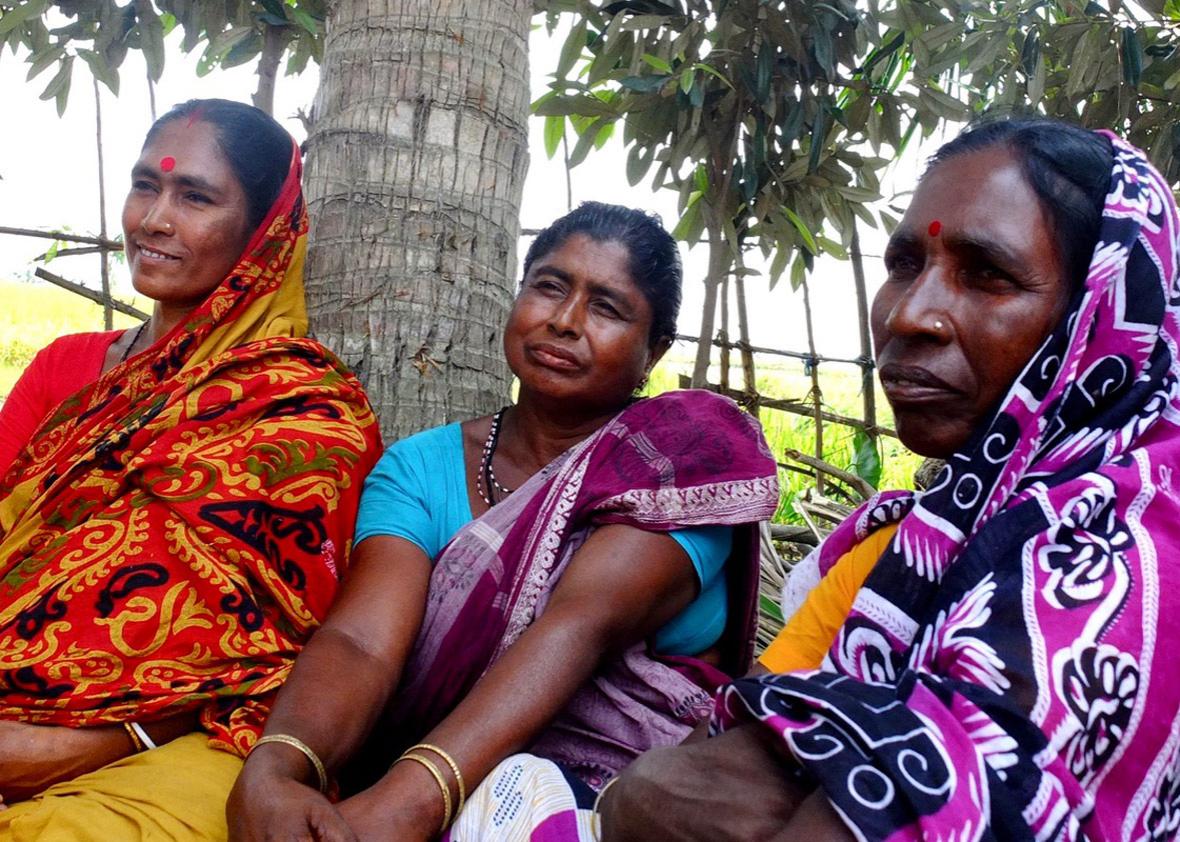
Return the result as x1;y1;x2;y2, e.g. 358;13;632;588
718;134;1180;840
0;142;381;755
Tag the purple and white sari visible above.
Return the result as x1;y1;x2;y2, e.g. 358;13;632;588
717;134;1180;840
354;391;778;836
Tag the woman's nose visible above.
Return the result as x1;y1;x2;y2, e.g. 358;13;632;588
884;268;953;343
548;297;583;337
140;200;174;236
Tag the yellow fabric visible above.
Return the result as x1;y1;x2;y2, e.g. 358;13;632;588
759;524;899;674
0;733;241;842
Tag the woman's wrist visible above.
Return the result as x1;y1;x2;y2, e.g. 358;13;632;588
379;757;449;832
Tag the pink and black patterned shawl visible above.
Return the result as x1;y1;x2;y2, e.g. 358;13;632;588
717;134;1180;840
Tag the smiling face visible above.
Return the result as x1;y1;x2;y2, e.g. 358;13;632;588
121;120;253;313
872;146;1074;458
504;233;667;414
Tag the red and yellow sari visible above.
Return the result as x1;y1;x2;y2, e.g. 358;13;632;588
0;142;381;756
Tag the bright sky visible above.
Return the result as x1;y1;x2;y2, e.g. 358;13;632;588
0;20;939;365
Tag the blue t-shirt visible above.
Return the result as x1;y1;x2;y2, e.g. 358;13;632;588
355;423;733;655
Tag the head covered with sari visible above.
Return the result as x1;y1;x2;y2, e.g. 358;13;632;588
0;101;381;755
718;130;1180;839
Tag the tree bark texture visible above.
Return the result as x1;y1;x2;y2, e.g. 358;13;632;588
304;0;531;441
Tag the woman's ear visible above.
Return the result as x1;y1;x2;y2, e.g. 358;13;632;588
647;335;673;373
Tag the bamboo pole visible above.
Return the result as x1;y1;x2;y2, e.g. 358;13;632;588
35;268;149;321
676;376;896;438
733;250;757;416
0;227;122;250
674;334;865;367
801;276;824;494
719;270;730;393
850;221;877;440
94;77;112;330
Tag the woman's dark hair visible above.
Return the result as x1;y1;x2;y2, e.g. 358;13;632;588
523;201;682;346
927;117;1113;289
144;98;293;231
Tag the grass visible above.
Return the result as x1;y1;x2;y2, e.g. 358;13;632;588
0;279;139;397
1;279;921;526
643;353;923;525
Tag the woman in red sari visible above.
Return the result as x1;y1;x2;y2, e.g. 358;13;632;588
0;99;380;840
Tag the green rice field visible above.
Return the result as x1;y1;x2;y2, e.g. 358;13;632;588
1;278;921;525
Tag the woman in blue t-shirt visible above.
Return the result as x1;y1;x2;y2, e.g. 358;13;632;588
228;202;780;841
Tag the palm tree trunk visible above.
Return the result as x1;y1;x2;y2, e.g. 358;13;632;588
304;0;531;440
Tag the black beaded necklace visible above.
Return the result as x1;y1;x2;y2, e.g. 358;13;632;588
119;321;148;364
476;407;516;507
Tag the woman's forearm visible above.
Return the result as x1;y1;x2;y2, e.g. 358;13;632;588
255;626;407;777
246;538;433;784
365;525;701;809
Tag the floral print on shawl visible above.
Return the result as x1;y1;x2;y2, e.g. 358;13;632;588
717;134;1180;840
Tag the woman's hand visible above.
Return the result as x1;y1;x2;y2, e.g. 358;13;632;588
333;759;446;842
0;711;198;803
0;720;131;802
227;748;357;842
601;724;843;842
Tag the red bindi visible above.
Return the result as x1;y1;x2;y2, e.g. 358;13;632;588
927;219;942;237
160;156;176;172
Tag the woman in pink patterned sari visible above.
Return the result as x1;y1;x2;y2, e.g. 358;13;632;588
603;120;1180;841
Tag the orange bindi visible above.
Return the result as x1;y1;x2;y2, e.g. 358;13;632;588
928;219;942;237
160;156;176;173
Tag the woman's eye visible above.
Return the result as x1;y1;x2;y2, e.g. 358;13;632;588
186;192;212;204
885;255;921;280
967;263;1016;289
132;179;157;193
592;300;621;318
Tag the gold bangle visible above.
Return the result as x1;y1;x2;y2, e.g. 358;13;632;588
396;753;452;834
593;775;620;817
122;721;145;753
404;743;466;816
250;734;329;794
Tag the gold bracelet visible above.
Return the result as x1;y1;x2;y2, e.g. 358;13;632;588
396;753;453;834
122;721;145;753
593;776;620;819
404;743;466;816
250;734;329;794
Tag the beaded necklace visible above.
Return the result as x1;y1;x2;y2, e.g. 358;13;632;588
476;407;516;506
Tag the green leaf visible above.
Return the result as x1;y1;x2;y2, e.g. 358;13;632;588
136;0;166;82
678;66;694;94
625;144;654;186
816;234;846;259
557;19;586;77
223;30;262;68
1020;29;1041;77
24;44;62;81
641;53;672;73
78;48;120;96
0;0;49;37
671;199;700;241
759;594;784;626
1121;26;1143;88
851;428;882;489
290;7;318;35
783;207;817;254
260;0;288;17
693;163;708;193
543;115;565;159
618;74;669;93
39;54;72;101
